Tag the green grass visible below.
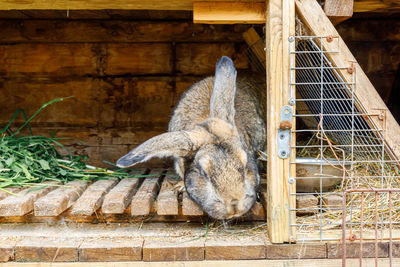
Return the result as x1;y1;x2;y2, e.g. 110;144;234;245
0;97;164;193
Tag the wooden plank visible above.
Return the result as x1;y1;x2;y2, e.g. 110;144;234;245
353;0;400;13
2;259;400;266
0;182;60;216
34;180;88;216
205;236;266;260
176;43;248;75
295;0;400;162
0;240;15;262
182;192;204;216
324;0;354;25
98;77;175;128
0;44;97;77
266;243;327;259
242;27;266;67
296;195;318;215
101;172;144;214
70;179;118;216
0;187;22;201
0;78;100;127
143;238;204;261
0;0;262;11
266;0;296;243
0;20;251;43
15;237;80;262
327;242;389;258
105;43;172;75
0;0;396;12
79;238;143;262
193;2;265;24
131;170;163;216
156;176;179;216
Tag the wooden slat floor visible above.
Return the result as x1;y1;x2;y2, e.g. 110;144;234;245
0;167;266;223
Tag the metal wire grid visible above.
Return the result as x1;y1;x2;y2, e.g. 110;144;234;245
288;36;400;242
342;189;400;267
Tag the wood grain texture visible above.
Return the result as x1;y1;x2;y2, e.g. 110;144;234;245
101;173;144;214
0;44;97;77
0;240;15;262
0;182;60;216
131;170;163;216
105;43;172;75
0;0;263;11
266;0;295;243
182;192;204;216
79;238;143;262
353;0;400;13
205;236;266;260
34;180;88;216
0;78;100;127
296;0;400;164
0;187;22;201
324;0;354;25
176;43;249;75
266;243;327;259
327;242;389;258
296;195;318;215
0;0;396;12
242;27;266;67
0;20;251;43
156;177;179;216
15;237;80;262
70;179;118;216
143;238;204;261
193;2;265;24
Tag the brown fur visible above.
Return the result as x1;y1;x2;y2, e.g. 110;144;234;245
117;57;266;219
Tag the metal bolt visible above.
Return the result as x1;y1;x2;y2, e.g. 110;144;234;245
289;98;295;106
280;151;287;157
347;63;355;74
289;178;295;184
326;35;334;43
288;36;295;43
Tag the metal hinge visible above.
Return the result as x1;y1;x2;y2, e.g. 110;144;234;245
277;105;293;159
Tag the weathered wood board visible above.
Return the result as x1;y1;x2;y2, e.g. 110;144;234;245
0;168;267;223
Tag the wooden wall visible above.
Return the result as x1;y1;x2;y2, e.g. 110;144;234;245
0;13;251;167
0;11;398;167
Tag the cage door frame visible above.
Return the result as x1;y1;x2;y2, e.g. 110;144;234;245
266;0;296;244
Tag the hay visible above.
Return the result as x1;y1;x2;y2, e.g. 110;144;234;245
295;126;400;233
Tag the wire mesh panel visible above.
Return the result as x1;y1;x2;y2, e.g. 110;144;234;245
342;189;400;267
289;36;400;243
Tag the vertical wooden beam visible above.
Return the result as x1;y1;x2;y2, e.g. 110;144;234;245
266;0;296;243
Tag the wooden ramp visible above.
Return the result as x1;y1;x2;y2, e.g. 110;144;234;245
0;167;265;223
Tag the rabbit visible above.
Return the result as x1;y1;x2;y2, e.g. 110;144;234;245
117;56;266;220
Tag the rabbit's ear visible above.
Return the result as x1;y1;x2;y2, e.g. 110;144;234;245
210;56;237;125
116;127;212;168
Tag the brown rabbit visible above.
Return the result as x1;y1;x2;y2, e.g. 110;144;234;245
117;56;266;219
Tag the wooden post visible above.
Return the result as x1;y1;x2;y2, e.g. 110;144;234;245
266;0;296;243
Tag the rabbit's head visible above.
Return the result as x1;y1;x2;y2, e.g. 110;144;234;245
117;56;259;219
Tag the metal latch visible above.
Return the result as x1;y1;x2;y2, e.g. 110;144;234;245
277;105;293;159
